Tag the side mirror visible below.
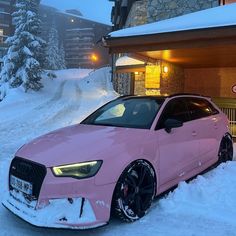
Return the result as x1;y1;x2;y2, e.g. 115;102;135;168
164;119;183;133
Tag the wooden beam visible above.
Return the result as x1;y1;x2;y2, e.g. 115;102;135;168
105;25;236;53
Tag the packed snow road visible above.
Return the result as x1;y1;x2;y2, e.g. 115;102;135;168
0;68;236;236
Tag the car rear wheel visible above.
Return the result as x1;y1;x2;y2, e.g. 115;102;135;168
218;134;233;163
112;160;156;222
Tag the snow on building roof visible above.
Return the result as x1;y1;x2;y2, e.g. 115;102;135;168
115;56;145;67
60;11;112;26
109;3;236;38
66;28;93;32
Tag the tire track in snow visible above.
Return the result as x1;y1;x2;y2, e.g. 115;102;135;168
41;80;82;127
0;80;85;208
0;80;71;165
34;80;68;110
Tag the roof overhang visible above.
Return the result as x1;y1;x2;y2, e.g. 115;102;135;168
104;25;236;68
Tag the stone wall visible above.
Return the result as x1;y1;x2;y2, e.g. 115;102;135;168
125;0;148;27
134;72;146;95
113;72;132;95
160;61;185;95
147;0;219;23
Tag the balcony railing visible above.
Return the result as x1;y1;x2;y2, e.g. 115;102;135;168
220;107;236;138
0;0;11;5
214;98;236;138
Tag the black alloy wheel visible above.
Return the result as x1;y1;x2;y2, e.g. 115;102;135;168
218;134;233;163
113;160;156;222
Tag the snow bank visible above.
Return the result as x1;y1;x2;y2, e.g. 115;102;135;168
54;69;93;80
3;190;97;228
159;162;236;225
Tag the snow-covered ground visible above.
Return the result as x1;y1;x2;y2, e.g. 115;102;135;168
0;68;236;236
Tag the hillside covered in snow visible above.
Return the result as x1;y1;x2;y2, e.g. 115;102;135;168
0;67;236;236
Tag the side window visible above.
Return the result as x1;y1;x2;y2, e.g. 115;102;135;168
186;98;219;120
157;98;190;130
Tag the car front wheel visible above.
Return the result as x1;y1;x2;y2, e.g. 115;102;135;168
112;160;156;222
218;134;233;163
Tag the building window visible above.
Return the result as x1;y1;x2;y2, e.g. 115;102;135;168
0;7;5;19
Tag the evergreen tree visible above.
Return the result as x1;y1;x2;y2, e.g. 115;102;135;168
45;23;66;70
0;0;45;100
59;43;66;69
45;24;60;70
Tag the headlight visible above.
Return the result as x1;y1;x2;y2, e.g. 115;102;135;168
52;160;102;179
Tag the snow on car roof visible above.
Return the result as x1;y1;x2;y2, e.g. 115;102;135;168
109;3;236;38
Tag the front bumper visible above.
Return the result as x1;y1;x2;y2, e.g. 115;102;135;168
3;165;117;229
2;190;107;229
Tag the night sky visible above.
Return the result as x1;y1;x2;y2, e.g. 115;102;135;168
41;0;114;25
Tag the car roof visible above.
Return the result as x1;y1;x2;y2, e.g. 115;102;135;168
118;93;211;100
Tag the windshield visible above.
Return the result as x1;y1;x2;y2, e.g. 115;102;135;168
81;97;164;129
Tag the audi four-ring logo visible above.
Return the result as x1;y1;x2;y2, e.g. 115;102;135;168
232;85;236;94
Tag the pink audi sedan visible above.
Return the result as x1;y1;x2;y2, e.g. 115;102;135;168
3;94;233;229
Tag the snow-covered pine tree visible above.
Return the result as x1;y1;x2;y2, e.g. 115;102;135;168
45;23;60;70
45;23;66;70
0;0;45;100
59;43;66;69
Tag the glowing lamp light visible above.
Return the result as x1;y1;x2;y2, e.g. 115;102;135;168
71;19;75;23
134;72;139;75
163;66;169;74
91;54;98;62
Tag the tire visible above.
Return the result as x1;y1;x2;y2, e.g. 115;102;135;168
112;160;156;222
218;133;233;163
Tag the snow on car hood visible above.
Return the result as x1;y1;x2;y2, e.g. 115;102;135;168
16;124;150;167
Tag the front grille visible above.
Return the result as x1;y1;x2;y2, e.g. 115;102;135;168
9;157;47;200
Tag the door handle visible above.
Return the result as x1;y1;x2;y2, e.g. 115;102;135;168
192;131;197;136
179;172;185;177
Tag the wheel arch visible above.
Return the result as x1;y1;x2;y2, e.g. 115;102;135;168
110;158;158;219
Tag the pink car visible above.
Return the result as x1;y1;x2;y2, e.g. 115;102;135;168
3;94;234;229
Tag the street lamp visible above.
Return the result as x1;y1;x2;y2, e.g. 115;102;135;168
91;53;98;62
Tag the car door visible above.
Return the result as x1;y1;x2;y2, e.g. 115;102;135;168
156;98;199;187
186;98;220;166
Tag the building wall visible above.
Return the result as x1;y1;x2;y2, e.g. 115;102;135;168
125;0;148;27
223;0;236;4
184;67;236;98
0;0;15;59
109;0;236;31
39;5;111;69
147;0;219;23
64;28;95;68
161;61;185;95
111;0;138;31
114;72;132;95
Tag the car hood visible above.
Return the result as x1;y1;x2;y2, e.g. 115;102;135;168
16;124;151;167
